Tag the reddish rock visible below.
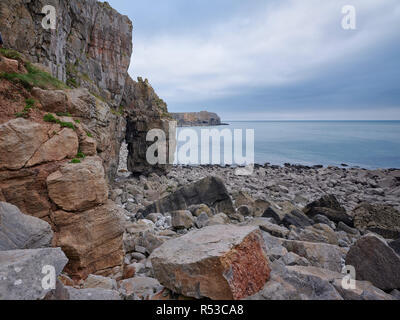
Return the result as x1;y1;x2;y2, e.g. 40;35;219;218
53;200;125;279
151;225;270;300
0;119;49;170
26;128;79;167
0;56;19;74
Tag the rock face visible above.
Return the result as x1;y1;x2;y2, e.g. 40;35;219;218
170;111;222;127
353;203;400;239
123;76;173;175
346;235;400;291
0;202;53;250
0;0;133;106
151;225;270;300
0;248;68;300
140;176;235;217
0;119;49;170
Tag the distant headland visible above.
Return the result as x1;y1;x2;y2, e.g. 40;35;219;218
170;111;228;127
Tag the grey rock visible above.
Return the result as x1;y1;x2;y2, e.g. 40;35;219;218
313;214;336;229
0;202;53;251
237;205;253;217
140;177;235;217
304;195;353;226
346;235;400;291
337;222;360;236
195;212;210;229
353;203;400;239
282;209;314;229
66;287;122;300
119;277;163;300
170;210;195;230
0;248;68;300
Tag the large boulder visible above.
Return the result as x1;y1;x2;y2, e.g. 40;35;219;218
282;239;346;272
0;119;48;170
140;176;235;217
304;195;353;226
0;248;68;300
47;156;108;212
151;225;270;300
53;200;125;279
353;203;400;239
346;235;400;291
0;202;53;250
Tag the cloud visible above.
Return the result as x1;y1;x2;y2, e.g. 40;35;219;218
117;0;400;118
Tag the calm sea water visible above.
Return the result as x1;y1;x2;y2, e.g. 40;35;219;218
175;121;400;169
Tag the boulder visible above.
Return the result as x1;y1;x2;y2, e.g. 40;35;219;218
289;224;339;245
66;287;122;300
53;200;125;279
346;235;400;291
26;128;79;167
262;201;297;223
119;277;163;300
282;239;346;272
140;177;235;217
0;202;53;250
170;210;195;230
208;213;230;226
0;119;48;170
281;209;313;229
353;203;400;239
248;263;342;300
304;195;353;226
151;225;270;300
83;275;117;290
0;248;68;300
248;218;289;238
47;156;108;212
79;136;97;156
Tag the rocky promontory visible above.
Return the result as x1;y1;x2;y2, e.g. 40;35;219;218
170;111;223;127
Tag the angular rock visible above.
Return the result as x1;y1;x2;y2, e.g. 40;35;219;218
282;239;346;272
26;128;79;167
195;212;210;229
282;209;313;229
119;277;163;300
140;177;235;217
304;195;353;226
262;201;297;223
208;213;230;226
0;119;48;170
170;210;195;230
32;88;70;113
0;202;53;250
151;225;270;300
346;235;400;291
47;156;108;212
353;203;400;239
0;248;68;300
53;200;125;279
66;287;121;300
248;218;289;238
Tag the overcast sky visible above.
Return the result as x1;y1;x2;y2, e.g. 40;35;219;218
106;0;400;120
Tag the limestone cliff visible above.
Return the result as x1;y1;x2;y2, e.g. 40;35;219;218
171;111;222;127
0;0;132;107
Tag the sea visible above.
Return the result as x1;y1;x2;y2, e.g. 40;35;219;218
175;121;400;169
